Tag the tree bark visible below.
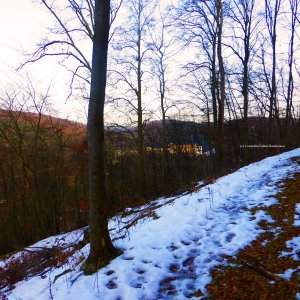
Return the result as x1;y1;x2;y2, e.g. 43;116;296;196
217;0;225;168
137;1;146;198
265;0;281;143
285;0;299;142
84;0;119;273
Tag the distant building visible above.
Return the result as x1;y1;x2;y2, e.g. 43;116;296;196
168;143;203;156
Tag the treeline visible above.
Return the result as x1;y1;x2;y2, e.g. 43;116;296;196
1;100;296;255
1;110;299;255
0;104;216;255
0;107;88;254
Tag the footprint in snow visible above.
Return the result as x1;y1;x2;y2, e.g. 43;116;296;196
134;267;146;274
106;279;118;289
141;259;152;264
185;281;195;291
130;275;146;289
213;240;222;247
105;270;115;276
122;255;134;260
182;256;195;267
131;282;142;289
169;263;180;273
167;243;180;251
192;237;201;243
226;232;236;243
173;253;183;260
189;248;198;254
158;277;177;297
181;240;191;246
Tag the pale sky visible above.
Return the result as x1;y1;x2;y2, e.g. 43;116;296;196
0;0;176;124
0;0;88;122
1;0;298;124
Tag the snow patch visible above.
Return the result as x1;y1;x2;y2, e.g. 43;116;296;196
294;203;300;227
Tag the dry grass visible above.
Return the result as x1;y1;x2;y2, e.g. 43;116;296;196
0;246;77;293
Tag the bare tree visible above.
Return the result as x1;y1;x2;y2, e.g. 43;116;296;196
21;0;123;98
148;12;178;189
110;0;156;197
176;0;219;129
265;0;282;142
216;0;226;167
227;0;258;144
176;0;226;167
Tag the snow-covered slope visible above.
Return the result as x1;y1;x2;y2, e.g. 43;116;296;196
3;148;300;300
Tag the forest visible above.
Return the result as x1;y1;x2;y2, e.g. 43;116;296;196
1;0;300;289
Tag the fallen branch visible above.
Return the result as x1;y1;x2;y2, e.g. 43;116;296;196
119;211;158;232
244;262;300;292
53;269;73;283
117;199;175;232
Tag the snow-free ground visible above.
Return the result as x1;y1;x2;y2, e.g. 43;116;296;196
2;148;300;299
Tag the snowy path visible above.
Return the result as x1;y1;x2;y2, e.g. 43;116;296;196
5;148;300;300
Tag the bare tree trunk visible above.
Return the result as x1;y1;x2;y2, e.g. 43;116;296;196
211;34;218;130
285;0;299;142
137;2;147;198
137;47;146;198
161;90;168;190
240;0;256;145
242;44;250;145
217;0;225;168
265;0;281;143
84;0;120;274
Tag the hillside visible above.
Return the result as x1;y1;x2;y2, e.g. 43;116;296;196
1;149;300;299
0;109;86;139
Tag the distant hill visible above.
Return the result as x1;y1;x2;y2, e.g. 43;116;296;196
0;109;86;135
0;109;87;150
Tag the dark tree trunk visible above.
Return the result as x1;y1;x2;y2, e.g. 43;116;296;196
285;0;299;142
217;0;225;168
265;0;281;143
159;55;169;191
137;2;146;198
269;34;278;142
211;34;218;130
243;39;250;145
161;95;168;190
84;0;120;274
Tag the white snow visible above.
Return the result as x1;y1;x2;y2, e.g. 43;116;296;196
281;236;300;262
2;148;300;300
277;268;295;281
279;235;300;288
294;204;300;227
